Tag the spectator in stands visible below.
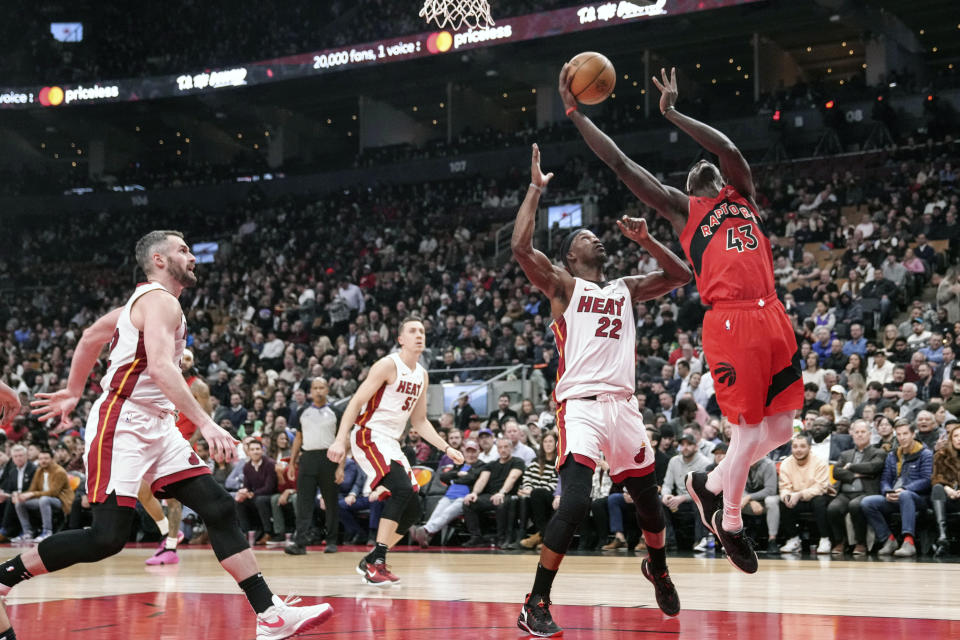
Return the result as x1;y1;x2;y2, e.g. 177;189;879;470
503;419;535;465
899;383;926;421
488;393;518;425
437;428;464;468
842;323;867;357
803;383;825;415
915;410;945;451
235;440;278;545
861;421;933;557
462;438;524;547
907;319;933;350
867;349;895;384
13;448;73;543
919;333;945;365
827;419;886;554
415;440;484;549
738;456;780;555
270;458;297;545
226;393;248;431
942;381;960;417
453;393;477;432
778;434;831;554
809;300;836;334
812;327;833;364
516;431;559;550
337;459;382;546
803;353;825;388
937;269;960;324
660;433;711;551
931;422;960;555
0;445;35;541
476;428;498;464
683;423;714;460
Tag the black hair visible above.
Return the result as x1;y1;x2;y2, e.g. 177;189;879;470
559;228;587;270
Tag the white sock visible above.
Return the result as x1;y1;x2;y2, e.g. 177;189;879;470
165;535;179;551
156;517;170;538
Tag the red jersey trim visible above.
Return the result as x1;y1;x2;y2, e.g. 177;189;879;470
356;382;387;427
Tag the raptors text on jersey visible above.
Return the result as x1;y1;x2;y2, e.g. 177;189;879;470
679;184;776;306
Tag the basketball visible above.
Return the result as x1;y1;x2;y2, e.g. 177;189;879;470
568;51;616;105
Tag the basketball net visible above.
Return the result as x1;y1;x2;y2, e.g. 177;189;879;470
419;0;494;31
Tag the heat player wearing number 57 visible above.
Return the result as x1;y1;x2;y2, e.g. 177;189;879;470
512;144;691;636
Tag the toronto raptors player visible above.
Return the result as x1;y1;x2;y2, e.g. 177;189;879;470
327;316;463;586
562;65;802;575
512;144;691;637
22;230;331;640
139;347;211;565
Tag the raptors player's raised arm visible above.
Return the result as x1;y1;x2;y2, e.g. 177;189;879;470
31;307;123;424
617;216;692;301
511;144;575;317
654;67;756;205
409;378;464;465
559;65;688;234
327;356;394;463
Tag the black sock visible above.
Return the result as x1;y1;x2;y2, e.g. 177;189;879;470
365;542;388;564
0;556;32;589
646;544;667;573
0;626;16;639
238;573;274;614
529;563;558;602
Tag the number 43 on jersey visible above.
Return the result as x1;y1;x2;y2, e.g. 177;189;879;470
726;224;758;252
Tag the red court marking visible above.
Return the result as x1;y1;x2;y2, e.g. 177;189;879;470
7;593;958;639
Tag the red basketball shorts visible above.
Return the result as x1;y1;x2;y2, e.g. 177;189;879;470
702;293;802;425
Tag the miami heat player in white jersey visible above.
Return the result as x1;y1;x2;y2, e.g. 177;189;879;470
552;277;636;402
357;352;426;440
351;352;426;493
101;282;187;412
86;282;209;506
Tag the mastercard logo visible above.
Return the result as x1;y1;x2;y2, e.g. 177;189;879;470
426;31;453;54
38;86;64;106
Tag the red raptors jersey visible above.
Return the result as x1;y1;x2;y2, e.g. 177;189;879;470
679;185;776;306
176;375;199;439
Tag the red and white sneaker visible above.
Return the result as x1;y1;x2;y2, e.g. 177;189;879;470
356;558;400;586
255;595;333;640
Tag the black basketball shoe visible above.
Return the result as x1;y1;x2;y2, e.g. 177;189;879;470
712;510;759;574
686;471;723;535
641;558;681;617
517;593;563;637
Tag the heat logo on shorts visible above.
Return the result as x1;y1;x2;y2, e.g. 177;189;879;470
188;452;200;466
713;363;737;386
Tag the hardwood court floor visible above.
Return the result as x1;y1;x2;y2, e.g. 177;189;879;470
3;543;959;639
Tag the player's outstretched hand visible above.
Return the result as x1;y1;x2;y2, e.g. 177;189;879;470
327;440;346;464
617;215;650;244
558;63;577;113
446;447;465;465
531;144;554;190
30;389;76;427
0;382;20;428
199;420;239;463
651;67;678;115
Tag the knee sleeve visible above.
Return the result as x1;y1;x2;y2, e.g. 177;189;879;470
395;493;422;532
622;473;665;534
380;462;416;522
166;475;247;561
543;461;593;553
38;494;133;572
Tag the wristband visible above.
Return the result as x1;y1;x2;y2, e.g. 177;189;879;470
565;105;577;116
662;105;676;116
528;183;543;193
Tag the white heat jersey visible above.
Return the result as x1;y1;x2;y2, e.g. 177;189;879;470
100;282;187;412
551;277;636;402
357;352;425;440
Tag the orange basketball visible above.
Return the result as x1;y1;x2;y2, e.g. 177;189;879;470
568;51;616;105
